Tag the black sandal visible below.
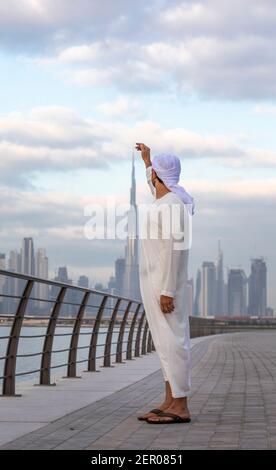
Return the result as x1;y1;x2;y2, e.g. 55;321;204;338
146;411;191;424
137;408;163;421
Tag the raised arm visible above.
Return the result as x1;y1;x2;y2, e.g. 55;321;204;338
145;165;156;196
135;143;151;168
135;143;156;196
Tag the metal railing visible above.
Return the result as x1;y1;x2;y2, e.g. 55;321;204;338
0;269;153;396
1;269;276;397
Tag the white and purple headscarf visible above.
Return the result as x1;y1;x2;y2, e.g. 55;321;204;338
152;153;195;215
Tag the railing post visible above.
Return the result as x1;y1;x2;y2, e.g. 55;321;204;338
2;280;34;396
147;329;152;353
66;291;90;378
141;320;149;355
116;301;132;363
103;298;122;367
39;286;67;385
86;295;108;372
135;310;145;357
126;303;141;360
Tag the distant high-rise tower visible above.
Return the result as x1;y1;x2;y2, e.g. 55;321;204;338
6;250;22;312
34;248;49;311
200;261;216;316
0;254;6;313
78;275;89;289
35;248;48;280
55;267;70;283
52;267;74;316
0;253;5;289
122;152;141;300
248;258;267;316
21;237;35;275
8;250;21;273
108;276;116;291
114;258;125;296
0;253;5;268
193;269;201;316
216;241;224;315
228;269;247;316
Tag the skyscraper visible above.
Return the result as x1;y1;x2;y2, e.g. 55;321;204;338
108;276;116;292
122;153;141;301
0;253;5;288
55;266;71;284
114;257;125;296
228;269;247;316
8;250;21;273
34;248;49;311
0;254;6;313
6;250;22;313
216;241;224;315
35;248;48;279
200;261;216;317
248;258;267;316
0;253;5;268
52;267;74;316
193;269;201;316
78;275;89;289
21;237;35;275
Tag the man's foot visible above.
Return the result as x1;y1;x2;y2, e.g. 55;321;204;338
146;405;191;423
137;401;173;421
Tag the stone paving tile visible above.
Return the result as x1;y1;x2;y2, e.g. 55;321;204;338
2;331;276;450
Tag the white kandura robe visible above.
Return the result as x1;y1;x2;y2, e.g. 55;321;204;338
139;166;191;398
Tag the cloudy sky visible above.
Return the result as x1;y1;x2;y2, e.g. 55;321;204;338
0;0;275;309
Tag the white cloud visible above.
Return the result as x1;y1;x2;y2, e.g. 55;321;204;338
138;176;276;209
26;34;276;99
2;170;275;241
158;0;276;38
0;0;151;50
0;106;276;187
35;40;134;65
7;0;276;99
253;105;276;114
188;178;276;198
46;226;84;240
69;61;163;92
97;96;142;118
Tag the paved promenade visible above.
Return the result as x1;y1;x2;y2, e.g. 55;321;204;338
1;330;276;450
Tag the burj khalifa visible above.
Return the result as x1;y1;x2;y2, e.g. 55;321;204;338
122;152;141;301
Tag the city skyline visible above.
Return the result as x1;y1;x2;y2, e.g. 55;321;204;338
1;2;276;454
0;1;275;310
0;153;271;314
0;235;271;317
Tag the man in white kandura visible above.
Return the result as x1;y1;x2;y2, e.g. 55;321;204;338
136;143;195;424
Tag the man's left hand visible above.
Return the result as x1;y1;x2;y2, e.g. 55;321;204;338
160;295;174;314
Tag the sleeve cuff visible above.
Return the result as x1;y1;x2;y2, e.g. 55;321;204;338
146;165;152;176
161;290;175;298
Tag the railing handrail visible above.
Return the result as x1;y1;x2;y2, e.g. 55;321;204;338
0;270;149;396
0;269;141;304
0;269;275;397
